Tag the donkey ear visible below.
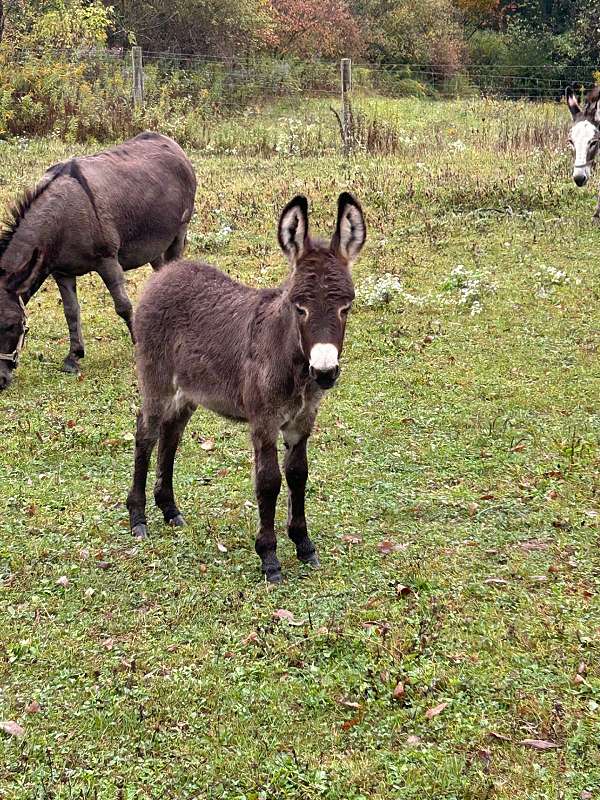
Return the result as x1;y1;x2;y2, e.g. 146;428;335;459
566;86;581;119
278;195;309;266
331;192;366;266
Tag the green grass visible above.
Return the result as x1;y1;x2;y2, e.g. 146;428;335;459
0;97;599;799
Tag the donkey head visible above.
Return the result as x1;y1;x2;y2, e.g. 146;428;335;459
566;86;600;186
278;192;366;390
0;248;43;390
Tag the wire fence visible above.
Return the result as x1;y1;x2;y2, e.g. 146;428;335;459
9;47;598;104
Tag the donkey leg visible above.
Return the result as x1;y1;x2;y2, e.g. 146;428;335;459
97;258;135;341
154;404;195;526
252;428;282;583
54;274;84;374
127;409;161;540
165;225;188;262
594;194;600;223
283;435;319;568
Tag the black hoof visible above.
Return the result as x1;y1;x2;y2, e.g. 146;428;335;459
168;514;186;527
261;554;282;584
300;552;320;568
61;358;80;374
265;569;283;584
132;524;148;540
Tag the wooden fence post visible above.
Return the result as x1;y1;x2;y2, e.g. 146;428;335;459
132;46;144;108
341;58;352;155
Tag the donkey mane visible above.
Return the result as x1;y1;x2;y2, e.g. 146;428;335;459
0;161;70;268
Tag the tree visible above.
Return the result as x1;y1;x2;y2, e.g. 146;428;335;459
271;0;363;58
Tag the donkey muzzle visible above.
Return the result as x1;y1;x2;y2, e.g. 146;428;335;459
573;171;588;187
0;365;14;391
310;364;340;389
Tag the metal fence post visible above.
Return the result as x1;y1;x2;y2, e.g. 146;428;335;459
132;46;144;108
341;58;352;155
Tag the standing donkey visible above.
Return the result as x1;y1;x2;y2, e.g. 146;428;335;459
0;132;196;390
566;85;600;218
127;193;366;582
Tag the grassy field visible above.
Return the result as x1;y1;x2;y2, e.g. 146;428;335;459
0;97;599;799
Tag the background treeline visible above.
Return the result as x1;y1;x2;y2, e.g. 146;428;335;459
0;0;598;142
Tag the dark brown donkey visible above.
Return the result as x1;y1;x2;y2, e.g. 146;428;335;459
0;132;196;390
127;193;366;582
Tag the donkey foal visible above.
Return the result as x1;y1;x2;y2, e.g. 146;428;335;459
127;193;366;582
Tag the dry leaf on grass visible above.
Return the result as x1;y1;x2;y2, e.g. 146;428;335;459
425;702;448;719
519;738;559;750
200;438;215;451
56;575;70;588
25;701;41;715
392;681;405;700
0;721;25;738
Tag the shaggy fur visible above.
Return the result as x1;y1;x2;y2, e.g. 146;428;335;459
127;193;366;583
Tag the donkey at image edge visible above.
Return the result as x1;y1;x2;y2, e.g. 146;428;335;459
127;192;366;582
566;85;600;218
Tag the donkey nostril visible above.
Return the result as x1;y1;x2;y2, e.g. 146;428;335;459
574;174;587;186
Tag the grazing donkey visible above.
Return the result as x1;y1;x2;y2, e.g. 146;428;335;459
566;86;600;217
0;132;196;390
127;193;366;582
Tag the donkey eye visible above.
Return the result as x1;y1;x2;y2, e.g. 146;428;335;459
568;139;574;148
340;305;352;317
295;304;307;316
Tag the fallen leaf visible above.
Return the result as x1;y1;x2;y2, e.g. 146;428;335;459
338;698;360;709
546;489;559;500
0;720;25;738
102;638;115;651
199;563;207;573
484;577;508;586
480;492;495;500
216;542;228;553
96;561;111;570
216;468;229;478
84;588;95;598
488;731;512;742
467;502;479;517
66;419;76;428
511;442;526;453
406;735;421;745
519;738;559;750
393;681;405;700
241;632;258;646
273;608;294;621
200;438;215;451
56;575;70;588
342;534;362;545
425;702;448;720
578;662;587;675
581;791;592;800
377;539;408;555
25;701;41;715
26;504;37;517
341;716;360;731
396;584;413;598
519;540;549;552
574;674;585;685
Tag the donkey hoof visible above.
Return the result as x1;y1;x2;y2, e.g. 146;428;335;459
261;555;283;584
61;358;80;374
300;552;320;568
132;524;148;540
168;514;186;527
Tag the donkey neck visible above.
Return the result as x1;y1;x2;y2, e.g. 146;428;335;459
0;194;59;302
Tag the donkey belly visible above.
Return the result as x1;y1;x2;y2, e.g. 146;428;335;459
175;382;247;422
